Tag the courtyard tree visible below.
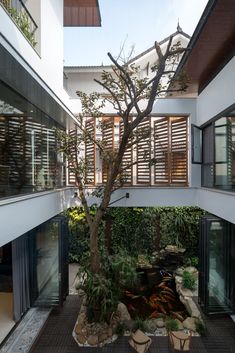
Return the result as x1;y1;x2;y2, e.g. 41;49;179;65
57;37;188;275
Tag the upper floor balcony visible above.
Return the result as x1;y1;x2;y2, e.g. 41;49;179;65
0;0;38;50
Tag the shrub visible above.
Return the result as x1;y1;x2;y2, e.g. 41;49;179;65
182;270;196;290
185;256;199;268
133;317;147;332
165;317;179;331
195;319;206;336
115;322;128;336
78;270;118;322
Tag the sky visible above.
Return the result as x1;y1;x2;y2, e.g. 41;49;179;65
63;0;208;67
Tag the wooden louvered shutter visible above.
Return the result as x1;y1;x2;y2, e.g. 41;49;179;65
154;118;170;185
85;118;96;185
136;118;151;184
170;117;188;185
120;118;133;185
68;128;77;185
102;117;114;184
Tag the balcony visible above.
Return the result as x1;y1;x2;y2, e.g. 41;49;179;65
0;0;38;48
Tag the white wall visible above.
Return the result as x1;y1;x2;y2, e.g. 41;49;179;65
64;68;112;97
71;187;197;208
197;56;235;126
197;188;235;224
108;187;197;207
0;188;77;247
0;1;72;111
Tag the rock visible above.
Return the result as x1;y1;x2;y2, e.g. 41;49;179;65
77;312;86;325
165;245;185;254
76;333;87;344
144;318;165;333
87;335;99;346
175;267;185;276
155;318;165;328
175;275;183;284
178;287;194;297
116;302;131;321
182;297;201;319
184;266;198;276
183;317;197;331
75;323;83;334
108;327;113;337
98;333;108;343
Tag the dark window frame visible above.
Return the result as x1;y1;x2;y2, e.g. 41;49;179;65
191;124;202;164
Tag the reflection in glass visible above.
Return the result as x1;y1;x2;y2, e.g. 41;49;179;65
0;81;65;198
202;113;235;191
192;125;202;163
208;220;230;312
34;221;59;305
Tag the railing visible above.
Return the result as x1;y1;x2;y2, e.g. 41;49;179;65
0;0;38;47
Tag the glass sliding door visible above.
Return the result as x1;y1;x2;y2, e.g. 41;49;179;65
214;117;233;190
199;215;232;314
29;216;68;307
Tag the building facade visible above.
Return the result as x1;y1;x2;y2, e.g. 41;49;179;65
0;0;101;343
64;0;235;317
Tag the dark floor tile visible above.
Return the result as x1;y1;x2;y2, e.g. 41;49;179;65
30;295;235;353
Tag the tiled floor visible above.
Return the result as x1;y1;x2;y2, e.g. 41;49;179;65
29;295;235;353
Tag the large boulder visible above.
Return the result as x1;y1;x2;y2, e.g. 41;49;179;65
87;335;99;346
116;302;131;321
180;297;201;319
183;317;197;331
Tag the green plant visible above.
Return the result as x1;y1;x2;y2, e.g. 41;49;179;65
182;270;196;290
133;317;147;332
115;322;128;336
7;7;37;47
165;316;179;331
78;269;118;322
195;319;206;336
185;256;199;268
109;252;138;290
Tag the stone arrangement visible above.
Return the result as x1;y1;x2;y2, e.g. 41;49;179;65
73;265;203;347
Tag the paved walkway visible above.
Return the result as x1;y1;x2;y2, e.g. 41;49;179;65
29;295;235;353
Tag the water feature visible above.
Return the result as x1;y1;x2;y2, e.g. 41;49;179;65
122;267;188;320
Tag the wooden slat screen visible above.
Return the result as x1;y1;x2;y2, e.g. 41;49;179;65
170;117;188;185
136;118;151;184
120;118;133;185
102;117;114;184
81;116;188;187
85;118;96;185
154;118;170;185
68;128;77;185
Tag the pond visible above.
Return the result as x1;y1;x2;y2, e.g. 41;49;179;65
122;267;188;320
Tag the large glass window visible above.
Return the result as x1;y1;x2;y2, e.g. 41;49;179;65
0;81;65;198
199;215;233;315
29;216;68;306
202;109;235;191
